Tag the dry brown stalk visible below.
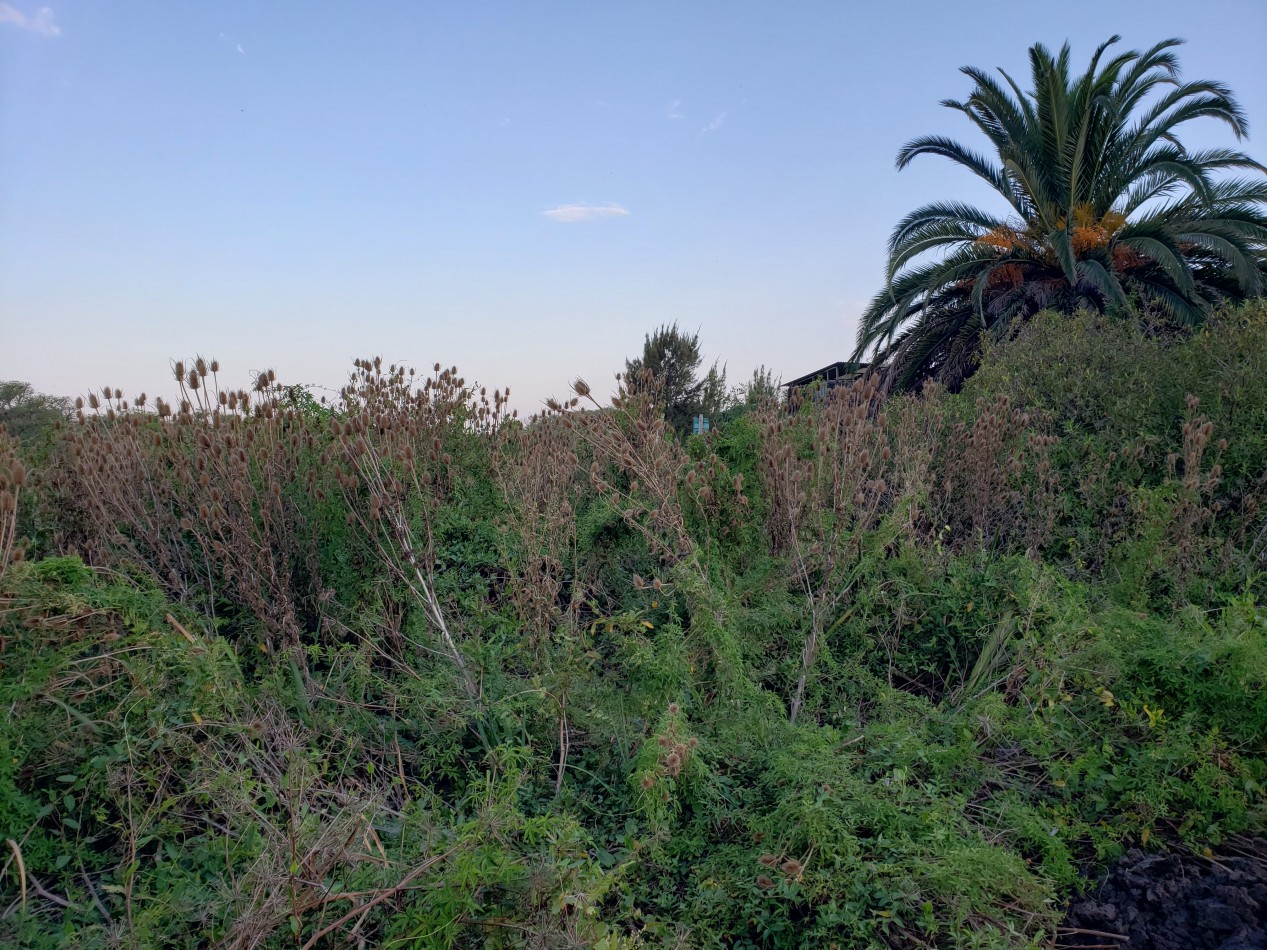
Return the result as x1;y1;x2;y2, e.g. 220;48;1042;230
54;363;321;654
756;375;892;723
0;429;24;580
331;359;508;705
491;407;584;649
564;370;694;564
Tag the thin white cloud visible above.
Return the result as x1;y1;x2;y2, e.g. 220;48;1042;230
699;110;728;135
542;203;630;223
666;99;684;119
219;31;245;55
0;3;60;36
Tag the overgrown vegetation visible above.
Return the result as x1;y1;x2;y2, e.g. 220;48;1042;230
2;303;1266;947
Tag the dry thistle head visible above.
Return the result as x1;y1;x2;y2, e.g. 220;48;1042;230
780;858;805;877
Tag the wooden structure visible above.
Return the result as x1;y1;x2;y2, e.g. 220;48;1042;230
782;361;869;400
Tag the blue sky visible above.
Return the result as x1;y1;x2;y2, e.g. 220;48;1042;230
3;1;1265;413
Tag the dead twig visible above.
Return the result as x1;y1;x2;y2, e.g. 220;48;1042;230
3;839;26;910
299;848;457;950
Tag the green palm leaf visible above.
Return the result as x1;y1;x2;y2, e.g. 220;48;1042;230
854;35;1267;390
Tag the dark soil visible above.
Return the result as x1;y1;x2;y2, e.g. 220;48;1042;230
1061;839;1267;949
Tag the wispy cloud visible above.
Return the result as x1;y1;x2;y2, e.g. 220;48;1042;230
219;32;246;55
0;3;60;36
542;203;630;223
699;110;728;135
666;99;684;119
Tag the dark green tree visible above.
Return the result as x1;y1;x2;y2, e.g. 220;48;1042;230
853;36;1267;391
625;323;713;434
742;365;781;405
0;381;71;443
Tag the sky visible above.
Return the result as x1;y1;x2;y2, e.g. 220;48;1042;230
3;1;1265;415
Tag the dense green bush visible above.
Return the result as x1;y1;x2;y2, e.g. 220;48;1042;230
2;304;1265;947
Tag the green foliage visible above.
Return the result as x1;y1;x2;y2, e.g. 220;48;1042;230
854;37;1267;391
0;381;70;445
626;323;730;434
4;309;1267;946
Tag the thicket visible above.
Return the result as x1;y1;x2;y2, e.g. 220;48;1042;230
1;304;1265;948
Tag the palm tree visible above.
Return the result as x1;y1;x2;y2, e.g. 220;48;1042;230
853;36;1267;391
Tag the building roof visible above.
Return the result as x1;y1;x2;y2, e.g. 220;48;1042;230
782;360;869;389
